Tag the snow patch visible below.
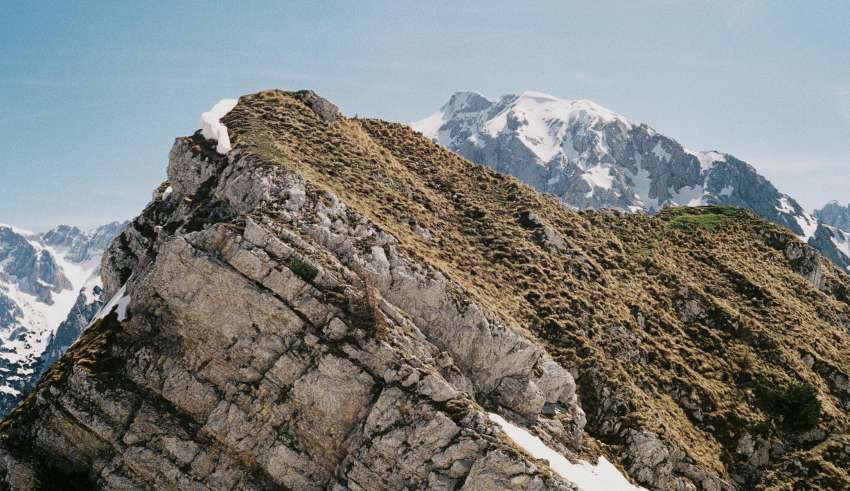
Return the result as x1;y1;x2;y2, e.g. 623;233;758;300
583;165;614;196
826;226;850;268
627;166;657;211
94;283;130;323
776;196;796;214
412;111;445;140
488;413;646;490
796;213;819;242
651;142;671;162
0;386;19;396
687;150;725;170
670;184;706;207
200;99;238;154
777;196;817;241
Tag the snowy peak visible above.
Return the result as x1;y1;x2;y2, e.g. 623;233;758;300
414;90;634;165
413;90;850;270
443;90;492;115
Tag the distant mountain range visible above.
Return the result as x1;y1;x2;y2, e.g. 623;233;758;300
413;91;850;271
0;222;125;415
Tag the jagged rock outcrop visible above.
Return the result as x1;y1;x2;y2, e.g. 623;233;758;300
1;91;849;490
816;202;850;231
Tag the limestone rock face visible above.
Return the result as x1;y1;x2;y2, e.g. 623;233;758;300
0;98;581;490
2;91;850;490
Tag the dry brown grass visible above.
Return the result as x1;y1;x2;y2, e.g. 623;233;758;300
223;90;850;487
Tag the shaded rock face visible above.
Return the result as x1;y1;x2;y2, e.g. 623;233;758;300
412;91;847;270
815;201;850;231
808;225;850;273
2;91;850;490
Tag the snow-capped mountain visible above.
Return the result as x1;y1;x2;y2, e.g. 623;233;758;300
0;222;125;415
413;91;847;270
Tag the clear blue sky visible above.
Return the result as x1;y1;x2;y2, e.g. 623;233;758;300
2;1;849;230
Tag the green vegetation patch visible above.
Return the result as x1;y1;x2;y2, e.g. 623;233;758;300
756;381;822;432
288;256;319;283
660;205;746;232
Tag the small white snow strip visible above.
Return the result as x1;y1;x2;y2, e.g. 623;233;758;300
686;150;725;170
776;196;795;214
0;385;20;396
115;292;130;321
651;142;671;162
488;413;647;491
94;283;130;322
718;185;734;197
796;213;818;242
200;99;238;154
162;185;174;201
777;196;817;241
825;226;850;263
583;165;614;197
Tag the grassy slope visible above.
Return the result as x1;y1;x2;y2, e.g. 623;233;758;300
226;91;850;488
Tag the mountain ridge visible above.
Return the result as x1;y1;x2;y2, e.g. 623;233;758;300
412;91;846;271
0;90;848;489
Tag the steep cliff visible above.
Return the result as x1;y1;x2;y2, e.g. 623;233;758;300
1;91;849;490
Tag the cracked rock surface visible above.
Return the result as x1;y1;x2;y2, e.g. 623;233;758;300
0;94;582;490
2;90;850;490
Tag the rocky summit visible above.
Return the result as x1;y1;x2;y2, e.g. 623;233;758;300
1;90;849;490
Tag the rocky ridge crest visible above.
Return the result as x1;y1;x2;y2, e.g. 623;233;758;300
0;91;849;489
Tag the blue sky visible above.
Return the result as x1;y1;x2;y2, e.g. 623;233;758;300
2;1;849;230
